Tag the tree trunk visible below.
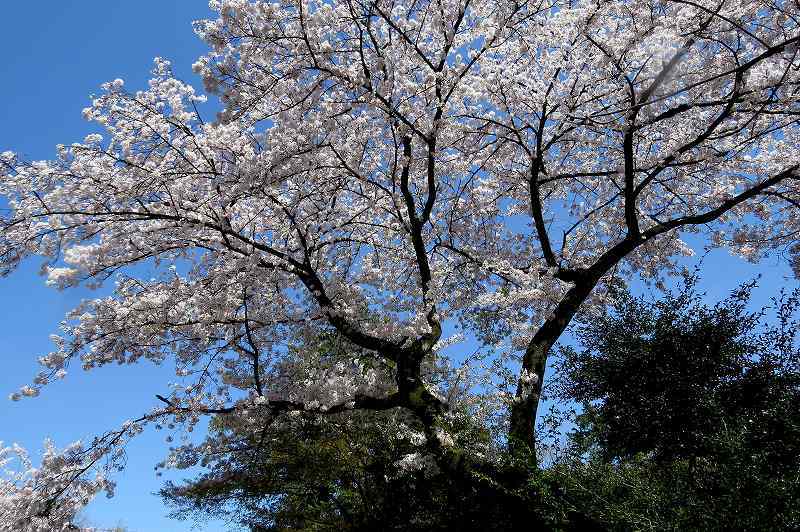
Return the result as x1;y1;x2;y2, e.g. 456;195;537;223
507;275;600;463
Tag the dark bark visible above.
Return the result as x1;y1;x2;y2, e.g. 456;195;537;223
508;237;642;461
508;276;599;458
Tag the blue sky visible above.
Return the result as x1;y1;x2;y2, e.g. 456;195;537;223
0;3;798;532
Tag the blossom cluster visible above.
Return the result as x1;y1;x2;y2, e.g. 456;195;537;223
0;441;113;531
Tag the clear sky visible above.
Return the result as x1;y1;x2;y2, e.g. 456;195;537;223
0;3;797;532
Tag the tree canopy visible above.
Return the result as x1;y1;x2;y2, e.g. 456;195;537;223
548;278;800;530
2;0;800;528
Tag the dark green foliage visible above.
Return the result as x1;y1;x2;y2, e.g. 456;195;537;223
558;280;759;462
550;277;800;530
160;407;560;531
161;409;440;531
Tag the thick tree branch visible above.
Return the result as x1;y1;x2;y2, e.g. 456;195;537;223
510;166;798;461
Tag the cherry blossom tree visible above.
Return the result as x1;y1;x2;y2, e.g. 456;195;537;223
3;0;800;521
0;439;117;531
